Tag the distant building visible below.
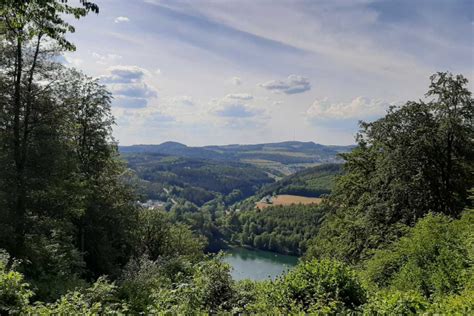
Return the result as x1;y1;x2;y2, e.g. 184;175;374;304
259;195;273;204
138;199;166;210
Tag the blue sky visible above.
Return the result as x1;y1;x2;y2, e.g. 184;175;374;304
64;0;474;146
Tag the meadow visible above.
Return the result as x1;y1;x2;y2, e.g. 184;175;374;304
256;194;323;209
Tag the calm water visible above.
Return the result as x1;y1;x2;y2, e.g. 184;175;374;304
222;247;298;281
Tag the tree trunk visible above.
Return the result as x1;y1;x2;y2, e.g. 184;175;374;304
12;36;25;255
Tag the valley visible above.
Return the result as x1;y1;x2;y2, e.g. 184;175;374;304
120;141;347;208
120;143;342;258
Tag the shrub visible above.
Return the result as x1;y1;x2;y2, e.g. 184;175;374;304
427;288;474;314
240;279;287;314
27;277;128;315
0;250;33;314
147;256;236;314
280;259;366;313
364;212;473;297
118;257;169;314
363;290;429;315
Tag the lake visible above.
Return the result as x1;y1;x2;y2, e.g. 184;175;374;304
222;247;298;281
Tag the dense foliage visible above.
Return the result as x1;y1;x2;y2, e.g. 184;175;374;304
307;72;474;264
0;0;203;304
364;211;473;298
0;0;139;299
227;204;327;255
124;152;274;206
361;210;474;314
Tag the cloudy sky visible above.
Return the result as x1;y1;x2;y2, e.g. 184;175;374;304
64;0;474;146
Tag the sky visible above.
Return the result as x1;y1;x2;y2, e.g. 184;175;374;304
64;0;474;146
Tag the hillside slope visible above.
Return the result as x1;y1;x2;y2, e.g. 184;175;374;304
123;152;274;206
256;163;342;198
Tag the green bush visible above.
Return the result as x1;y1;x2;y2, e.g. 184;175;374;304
281;259;366;313
135;208;206;261
240;259;366;314
147;256;236;314
27;277;128;315
363;290;429;315
239;260;366;314
0;250;33;314
427;288;474;314
240;279;288;314
232;279;260;314
363;288;474;315
118;257;171;314
364;212;473;297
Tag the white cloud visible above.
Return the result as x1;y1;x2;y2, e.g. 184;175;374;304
114;108;175;129
62;0;472;146
140;110;175;125
306;96;393;120
114;96;149;109
225;93;253;101
101;65;149;83
109;82;157;98
214;103;260;118
91;52;122;65
210;94;263;119
114;16;130;23
260;75;311;94
231;76;242;86
63;55;83;67
170;2;435;80
168;96;195;107
100;65;157;109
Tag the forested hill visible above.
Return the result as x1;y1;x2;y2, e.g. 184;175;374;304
120;143;347;206
120;141;352;175
123;152;274;205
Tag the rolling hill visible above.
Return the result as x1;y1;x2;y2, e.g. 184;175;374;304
120;141;352;176
123;152;275;206
120;141;350;207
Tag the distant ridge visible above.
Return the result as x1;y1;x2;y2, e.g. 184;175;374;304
120;141;353;155
120;141;223;160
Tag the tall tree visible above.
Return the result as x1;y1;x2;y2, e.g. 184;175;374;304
0;0;140;298
0;0;98;256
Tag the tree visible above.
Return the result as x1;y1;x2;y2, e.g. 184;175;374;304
0;0;143;297
135;208;205;261
308;72;473;263
0;0;98;258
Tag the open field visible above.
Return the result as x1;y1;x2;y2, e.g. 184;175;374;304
256;194;323;210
